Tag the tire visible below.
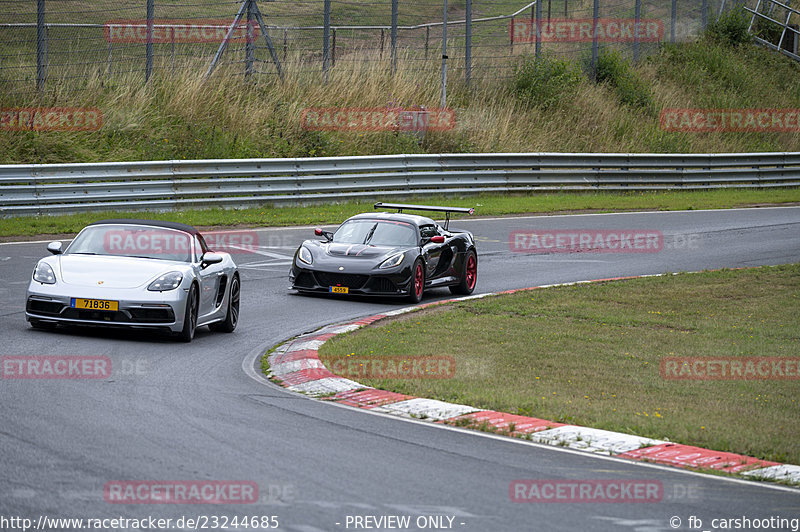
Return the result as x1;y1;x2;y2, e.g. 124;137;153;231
408;259;425;303
177;283;198;342
29;319;57;330
450;249;477;295
210;274;239;333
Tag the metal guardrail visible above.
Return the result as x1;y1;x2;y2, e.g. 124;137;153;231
1;152;799;216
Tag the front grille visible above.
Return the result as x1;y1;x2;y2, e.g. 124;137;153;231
294;272;315;288
366;277;398;293
26;299;64;316
61;308;127;322
129;308;175;323
314;272;368;289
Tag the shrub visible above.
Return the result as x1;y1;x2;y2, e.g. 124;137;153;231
594;49;653;112
706;6;753;46
511;54;583;110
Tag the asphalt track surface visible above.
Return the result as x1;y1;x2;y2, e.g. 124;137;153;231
1;207;799;532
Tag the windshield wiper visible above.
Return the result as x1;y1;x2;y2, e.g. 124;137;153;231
363;223;378;245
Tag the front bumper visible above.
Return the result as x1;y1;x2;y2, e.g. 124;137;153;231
290;266;413;297
26;282;187;332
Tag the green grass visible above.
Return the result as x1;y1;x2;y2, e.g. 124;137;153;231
2;19;800;164
2;187;799;238
319;265;800;465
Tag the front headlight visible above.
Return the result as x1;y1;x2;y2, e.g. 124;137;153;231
147;271;183;292
298;246;313;265
379;252;405;269
33;262;56;284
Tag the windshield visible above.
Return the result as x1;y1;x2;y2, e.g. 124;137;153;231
333;220;417;247
66;224;193;262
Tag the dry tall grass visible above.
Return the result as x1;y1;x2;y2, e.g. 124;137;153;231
1;34;800;164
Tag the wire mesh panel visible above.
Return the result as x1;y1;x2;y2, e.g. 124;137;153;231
0;0;787;98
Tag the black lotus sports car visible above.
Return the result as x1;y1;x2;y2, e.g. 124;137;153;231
289;203;477;302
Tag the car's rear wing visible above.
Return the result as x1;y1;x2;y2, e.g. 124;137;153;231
373;202;474;230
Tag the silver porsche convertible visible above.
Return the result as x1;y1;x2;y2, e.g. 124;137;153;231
25;219;240;342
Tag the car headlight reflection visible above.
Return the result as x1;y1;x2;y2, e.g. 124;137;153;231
147;271;183;292
379;252;405;269
298;246;313;265
33;262;56;284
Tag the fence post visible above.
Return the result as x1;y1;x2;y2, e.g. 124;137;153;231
441;0;448;108
634;0;641;63
323;0;331;82
530;4;534;50
391;0;398;74
465;0;472;85
535;0;542;58
245;0;255;78
171;27;175;74
702;0;708;30
510;16;514;53
36;0;45;91
332;28;336;67
671;0;677;44
146;0;154;82
592;0;599;80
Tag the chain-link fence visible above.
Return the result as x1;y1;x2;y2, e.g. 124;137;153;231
0;0;796;99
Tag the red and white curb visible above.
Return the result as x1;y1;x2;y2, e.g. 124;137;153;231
264;276;800;486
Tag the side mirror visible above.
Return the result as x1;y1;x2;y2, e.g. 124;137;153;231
431;236;446;244
47;241;63;255
315;228;333;242
201;252;224;267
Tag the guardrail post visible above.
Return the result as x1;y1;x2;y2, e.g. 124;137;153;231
36;0;46;91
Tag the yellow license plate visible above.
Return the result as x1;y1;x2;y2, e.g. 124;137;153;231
71;298;119;311
329;286;349;294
